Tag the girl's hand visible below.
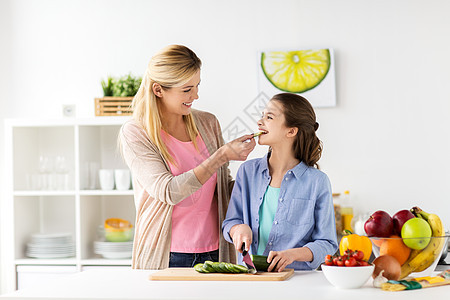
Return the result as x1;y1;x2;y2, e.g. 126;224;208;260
267;247;313;272
221;134;256;162
229;224;252;253
267;249;297;272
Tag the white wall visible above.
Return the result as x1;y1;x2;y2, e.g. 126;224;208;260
0;0;13;293
2;0;450;291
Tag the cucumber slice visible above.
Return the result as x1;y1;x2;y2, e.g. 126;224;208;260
202;261;216;273
212;262;228;273
219;262;232;273
194;263;208;273
224;263;240;273
233;264;250;273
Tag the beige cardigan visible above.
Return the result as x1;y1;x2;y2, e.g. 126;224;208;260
119;109;236;269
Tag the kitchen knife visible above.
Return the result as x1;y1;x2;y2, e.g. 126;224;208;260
241;243;257;274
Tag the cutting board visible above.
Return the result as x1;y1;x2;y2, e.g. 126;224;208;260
149;268;294;281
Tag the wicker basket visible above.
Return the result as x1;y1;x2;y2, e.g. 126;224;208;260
95;97;133;116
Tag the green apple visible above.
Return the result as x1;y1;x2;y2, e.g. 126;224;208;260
401;217;432;250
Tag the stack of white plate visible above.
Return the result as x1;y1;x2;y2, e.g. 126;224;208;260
94;241;133;259
26;233;75;258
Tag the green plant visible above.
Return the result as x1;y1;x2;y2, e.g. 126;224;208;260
101;76;114;97
101;74;142;97
112;74;142;97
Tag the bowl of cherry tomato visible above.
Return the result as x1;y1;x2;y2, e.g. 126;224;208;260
321;250;374;289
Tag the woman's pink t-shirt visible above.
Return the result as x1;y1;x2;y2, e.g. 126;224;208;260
161;130;219;253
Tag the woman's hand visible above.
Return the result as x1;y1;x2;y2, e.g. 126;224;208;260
193;134;255;184
221;134;256;162
229;224;253;253
267;247;313;272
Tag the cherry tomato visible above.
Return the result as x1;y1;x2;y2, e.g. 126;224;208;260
332;257;339;266
325;255;332;261
351;250;364;261
360;261;370;266
325;259;334;266
345;257;357;267
343;249;354;256
336;258;345;267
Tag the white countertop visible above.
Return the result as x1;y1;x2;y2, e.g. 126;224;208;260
1;268;449;300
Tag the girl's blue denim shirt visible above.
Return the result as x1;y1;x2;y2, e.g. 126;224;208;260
222;153;338;270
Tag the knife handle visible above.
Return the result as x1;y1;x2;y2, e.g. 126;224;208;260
241;243;248;256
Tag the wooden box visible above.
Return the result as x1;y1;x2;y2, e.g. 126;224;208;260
95;97;133;116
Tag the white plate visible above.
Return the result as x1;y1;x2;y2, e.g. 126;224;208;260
94;244;132;249
94;241;133;246
97;251;132;259
27;244;75;248
26;252;75;258
31;232;72;239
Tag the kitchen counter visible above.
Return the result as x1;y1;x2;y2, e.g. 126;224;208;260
1;268;449;300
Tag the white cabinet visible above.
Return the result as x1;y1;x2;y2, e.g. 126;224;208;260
16;266;78;290
1;117;135;292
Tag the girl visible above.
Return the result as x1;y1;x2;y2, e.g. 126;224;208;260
222;93;338;271
119;45;256;269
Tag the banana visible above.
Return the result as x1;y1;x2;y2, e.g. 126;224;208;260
400;249;424;279
418;208;444;237
413;208;445;272
400;207;445;278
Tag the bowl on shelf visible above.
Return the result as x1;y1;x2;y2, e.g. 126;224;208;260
369;236;448;279
104;218;134;242
321;264;375;289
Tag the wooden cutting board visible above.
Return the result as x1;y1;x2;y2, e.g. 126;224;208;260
149;268;294;281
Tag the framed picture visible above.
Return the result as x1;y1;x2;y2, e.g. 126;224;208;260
258;48;336;107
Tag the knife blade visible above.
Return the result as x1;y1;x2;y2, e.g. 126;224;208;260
241;243;257;274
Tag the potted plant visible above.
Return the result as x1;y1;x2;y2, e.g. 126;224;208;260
96;74;142;116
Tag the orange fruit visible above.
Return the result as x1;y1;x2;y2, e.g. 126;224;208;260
379;235;411;265
371;238;385;247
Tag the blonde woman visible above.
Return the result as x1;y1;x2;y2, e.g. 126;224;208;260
119;45;256;269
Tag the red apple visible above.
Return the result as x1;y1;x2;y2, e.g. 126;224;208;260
392;209;415;235
364;210;394;237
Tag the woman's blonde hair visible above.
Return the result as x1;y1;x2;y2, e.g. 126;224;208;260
131;45;202;164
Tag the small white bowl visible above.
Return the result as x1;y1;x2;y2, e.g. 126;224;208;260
321;264;374;289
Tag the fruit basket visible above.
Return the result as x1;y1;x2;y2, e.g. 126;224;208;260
364;206;448;279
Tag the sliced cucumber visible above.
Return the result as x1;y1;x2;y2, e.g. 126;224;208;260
202;261;216;273
224;262;240;273
194;263;208;273
212;262;228;273
194;261;251;274
233;264;249;273
218;262;231;273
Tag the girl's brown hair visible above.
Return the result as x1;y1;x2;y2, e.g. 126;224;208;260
272;93;322;168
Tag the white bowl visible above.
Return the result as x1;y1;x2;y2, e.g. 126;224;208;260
321;264;374;289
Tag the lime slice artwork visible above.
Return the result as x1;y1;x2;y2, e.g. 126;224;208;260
261;49;331;93
259;48;336;107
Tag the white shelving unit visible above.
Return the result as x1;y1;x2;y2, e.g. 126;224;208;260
1;117;135;292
